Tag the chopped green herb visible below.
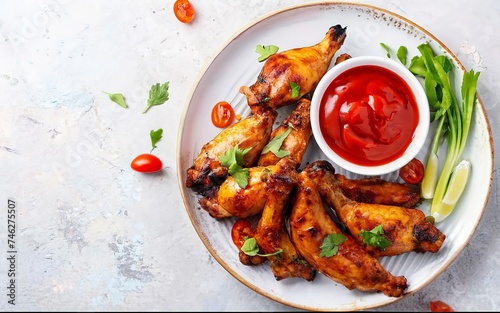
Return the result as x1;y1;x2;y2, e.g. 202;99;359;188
261;125;293;158
380;42;391;58
102;91;128;108
397;45;408;65
290;82;300;98
150;128;163;153
219;145;252;188
359;225;391;249
241;237;283;257
319;233;346;257
144;82;169;113
255;44;279;62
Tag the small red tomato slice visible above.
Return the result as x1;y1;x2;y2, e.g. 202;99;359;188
399;157;425;184
430;300;454;312
131;153;163;173
211;101;235;128
173;0;195;24
231;218;255;249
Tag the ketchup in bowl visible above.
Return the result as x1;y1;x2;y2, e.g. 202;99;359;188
311;56;429;176
319;65;419;166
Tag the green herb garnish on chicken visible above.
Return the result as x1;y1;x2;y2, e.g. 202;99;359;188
360;225;391;249
219;145;252;188
319;233;346;257
255;44;279;62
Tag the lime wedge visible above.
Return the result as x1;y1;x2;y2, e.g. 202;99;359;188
421;152;439;199
431;159;471;222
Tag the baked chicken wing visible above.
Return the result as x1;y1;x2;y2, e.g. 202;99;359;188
289;170;408;297
199;165;275;219
240;24;347;113
186;107;277;196
303;160;446;257
335;173;421;208
254;157;316;281
257;98;312;167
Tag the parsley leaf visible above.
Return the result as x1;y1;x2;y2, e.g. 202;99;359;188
150;128;163;153
359;225;391;249
397;45;408;66
255;44;279;62
290;82;300;98
144;82;169;113
241;237;283;257
103;91;128;108
261;125;293;158
380;42;391;58
219;145;252;188
319;233;346;258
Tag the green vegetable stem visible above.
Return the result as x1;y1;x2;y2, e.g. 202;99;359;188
406;43;479;221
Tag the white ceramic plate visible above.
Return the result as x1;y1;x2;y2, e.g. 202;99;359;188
177;2;493;311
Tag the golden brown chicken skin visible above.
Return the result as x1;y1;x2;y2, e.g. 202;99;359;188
199;165;275;219
258;98;312;167
303;160;446;257
289;170;408;297
254;157;316;281
240;24;347;113
335;174;421;208
186;106;277;196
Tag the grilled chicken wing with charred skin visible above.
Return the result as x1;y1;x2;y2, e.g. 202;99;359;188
186;107;277;196
239;25;347;113
254;157;316;281
303;160;446;257
199;165;276;219
289;170;408;297
335;173;421;208
200;99;313;219
258;98;312;167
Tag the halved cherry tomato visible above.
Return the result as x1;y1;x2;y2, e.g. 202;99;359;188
173;0;195;24
430;300;454;312
231;218;255;249
211;101;235;128
131;153;163;173
399;157;425;184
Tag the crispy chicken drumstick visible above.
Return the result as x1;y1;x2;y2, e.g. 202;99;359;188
186;106;277;196
240;24;347;113
254;157;316;281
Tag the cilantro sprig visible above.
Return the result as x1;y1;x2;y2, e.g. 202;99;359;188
143;82;170;113
319;233;346;257
359;225;391;249
219;145;251;188
255;44;279;62
241;237;283;257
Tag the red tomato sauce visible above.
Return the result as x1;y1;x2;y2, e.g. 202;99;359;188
319;65;420;166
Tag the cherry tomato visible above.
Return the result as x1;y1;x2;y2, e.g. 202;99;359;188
430;300;454;312
131;153;163;173
399;157;425;184
211;101;235;128
231;218;255;249
173;0;195;24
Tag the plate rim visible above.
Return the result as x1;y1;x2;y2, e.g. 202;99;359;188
176;1;495;311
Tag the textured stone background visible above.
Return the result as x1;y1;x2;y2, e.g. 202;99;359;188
1;0;498;311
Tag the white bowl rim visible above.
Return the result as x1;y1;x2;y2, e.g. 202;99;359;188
310;55;430;176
